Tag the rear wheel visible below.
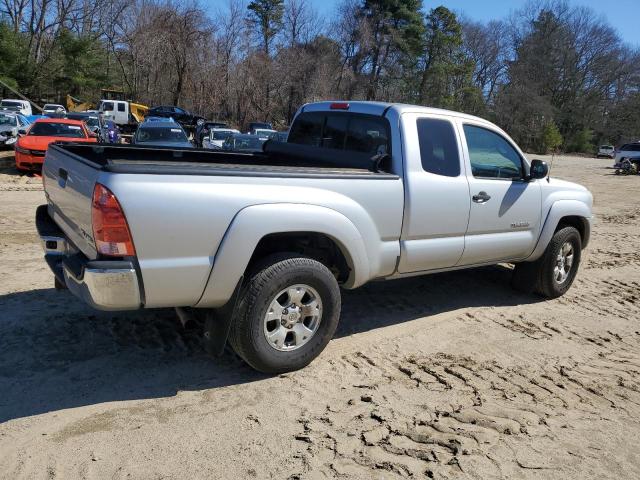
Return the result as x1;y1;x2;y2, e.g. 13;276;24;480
229;254;341;374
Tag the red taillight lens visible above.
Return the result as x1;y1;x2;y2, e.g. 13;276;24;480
92;183;135;256
330;102;349;110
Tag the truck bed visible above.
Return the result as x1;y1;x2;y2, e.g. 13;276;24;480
53;142;396;179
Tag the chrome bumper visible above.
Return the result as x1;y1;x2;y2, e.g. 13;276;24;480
63;262;141;311
36;204;143;311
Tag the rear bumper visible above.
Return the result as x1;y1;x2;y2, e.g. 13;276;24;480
36;205;143;311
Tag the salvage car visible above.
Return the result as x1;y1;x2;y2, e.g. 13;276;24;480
132;120;192;148
0;111;31;147
43;104;67;115
202;128;240;150
35;101;593;373
221;133;265;152
66;112;120;143
613;142;640;167
0;99;32;116
195;121;228;147
15;118;97;171
597;144;615;158
146;106;204;129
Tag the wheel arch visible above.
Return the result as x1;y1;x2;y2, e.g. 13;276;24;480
526;200;592;262
196;203;370;308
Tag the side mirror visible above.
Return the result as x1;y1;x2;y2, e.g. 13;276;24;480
529;159;549;180
18;128;27;136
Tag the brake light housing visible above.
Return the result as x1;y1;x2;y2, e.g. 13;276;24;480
330;102;350;110
92;183;136;256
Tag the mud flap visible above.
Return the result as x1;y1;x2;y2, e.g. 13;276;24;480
203;277;243;357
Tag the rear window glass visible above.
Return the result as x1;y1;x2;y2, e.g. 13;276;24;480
29;122;85;138
212;131;234;140
135;127;188;143
417;118;460;177
289;112;390;155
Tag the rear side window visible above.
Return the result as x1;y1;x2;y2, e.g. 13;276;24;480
289;112;390;155
417;118;460;177
117;103;126;112
288;112;323;147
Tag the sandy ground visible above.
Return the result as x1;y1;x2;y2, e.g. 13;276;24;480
0;148;639;479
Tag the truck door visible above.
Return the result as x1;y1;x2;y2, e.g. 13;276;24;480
398;113;471;273
457;122;542;265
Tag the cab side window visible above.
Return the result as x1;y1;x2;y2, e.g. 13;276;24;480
117;103;126;112
417;118;460;177
463;125;523;180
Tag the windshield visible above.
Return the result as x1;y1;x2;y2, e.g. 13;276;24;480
136;126;188;143
212;131;235;140
29;122;85;138
0;114;16;126
1;100;22;108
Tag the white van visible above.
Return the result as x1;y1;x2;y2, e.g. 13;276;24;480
0;99;33;116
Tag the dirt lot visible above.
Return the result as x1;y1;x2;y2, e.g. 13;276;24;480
0;149;639;479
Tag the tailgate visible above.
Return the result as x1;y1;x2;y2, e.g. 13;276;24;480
42;144;100;259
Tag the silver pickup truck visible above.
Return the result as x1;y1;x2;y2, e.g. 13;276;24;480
37;101;593;373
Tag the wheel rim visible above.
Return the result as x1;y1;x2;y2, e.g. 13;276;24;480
553;241;574;284
263;284;323;352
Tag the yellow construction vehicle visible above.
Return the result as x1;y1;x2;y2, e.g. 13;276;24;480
66;94;94;112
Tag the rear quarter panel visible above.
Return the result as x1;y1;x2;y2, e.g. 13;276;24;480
102;173;404;308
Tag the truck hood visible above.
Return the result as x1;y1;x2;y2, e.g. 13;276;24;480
545;177;588;193
542;177;593;211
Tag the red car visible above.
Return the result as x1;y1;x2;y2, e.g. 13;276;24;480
15;118;98;171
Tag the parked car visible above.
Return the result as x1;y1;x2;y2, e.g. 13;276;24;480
132;120;192;148
195;121;228;147
36;101;593;373
146;106;205;129
597;145;615;158
613;142;640;168
42;104;67;115
253;128;278;140
0;111;31;147
0;99;32;116
247;122;273;133
14;118;97;171
65;112;120;143
222;133;266;152
202;128;240;150
272;131;288;143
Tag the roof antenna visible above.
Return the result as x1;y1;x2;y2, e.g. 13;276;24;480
547;148;558;182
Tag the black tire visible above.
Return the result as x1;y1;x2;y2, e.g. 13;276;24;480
512;226;581;299
228;254;341;374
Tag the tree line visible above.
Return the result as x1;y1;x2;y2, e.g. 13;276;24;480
1;0;639;153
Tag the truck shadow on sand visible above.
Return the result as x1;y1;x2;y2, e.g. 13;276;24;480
0;265;543;423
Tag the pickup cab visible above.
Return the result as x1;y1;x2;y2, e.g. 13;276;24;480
36;101;593;373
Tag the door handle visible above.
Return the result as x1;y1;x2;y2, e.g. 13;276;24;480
58;168;68;181
472;191;491;203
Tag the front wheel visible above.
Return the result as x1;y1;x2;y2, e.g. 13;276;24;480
512;226;582;298
228;255;341;374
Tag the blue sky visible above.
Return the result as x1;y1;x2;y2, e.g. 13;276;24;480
307;0;639;47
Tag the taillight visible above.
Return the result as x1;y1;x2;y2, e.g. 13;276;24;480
330;102;349;110
92;183;136;256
